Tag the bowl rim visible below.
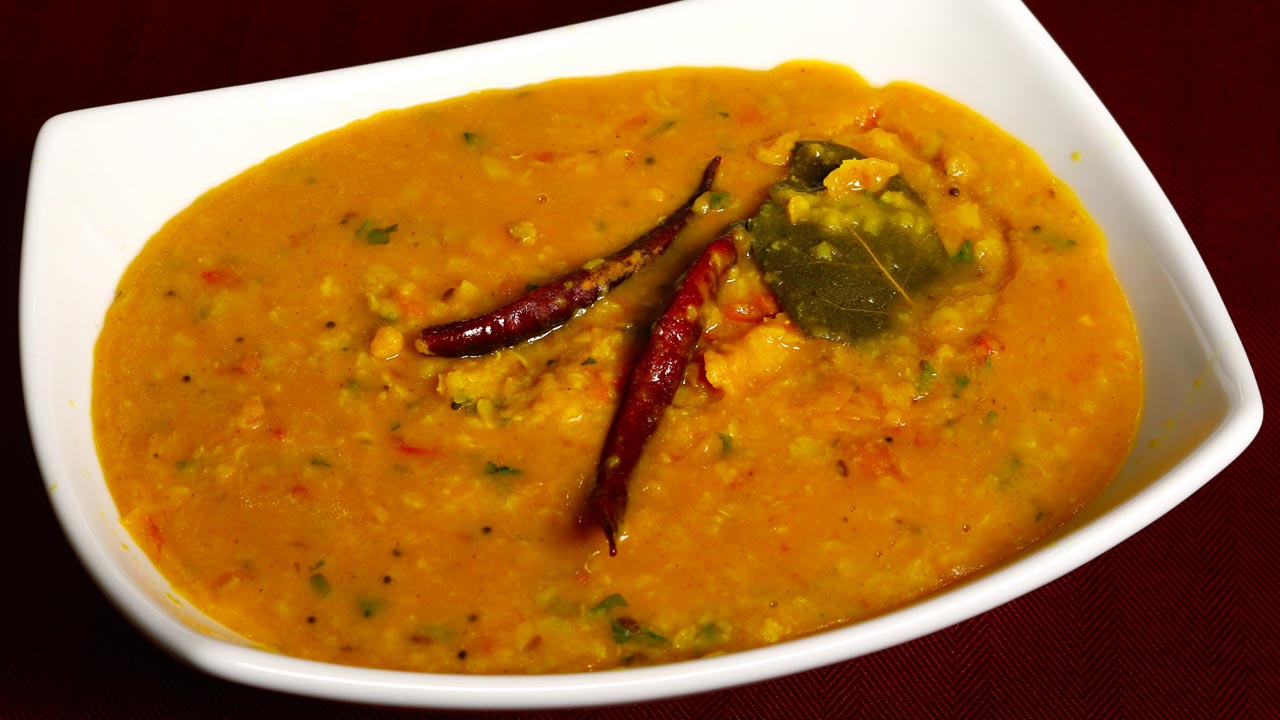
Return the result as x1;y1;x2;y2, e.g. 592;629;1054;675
20;0;1263;709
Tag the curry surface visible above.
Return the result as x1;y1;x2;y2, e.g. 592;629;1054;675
94;63;1141;673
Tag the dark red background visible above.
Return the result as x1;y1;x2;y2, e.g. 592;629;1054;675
2;1;1276;717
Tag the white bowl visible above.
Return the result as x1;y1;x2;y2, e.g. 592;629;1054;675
19;0;1262;709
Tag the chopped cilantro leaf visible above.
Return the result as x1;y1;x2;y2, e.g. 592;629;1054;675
918;361;938;391
357;596;384;618
719;433;734;455
589;594;629;616
484;461;521;477
309;573;331;597
696;622;724;642
611;618;666;644
366;223;397;245
647;119;677;136
707;191;732;210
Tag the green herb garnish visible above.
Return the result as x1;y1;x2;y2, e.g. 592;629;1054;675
589;593;629;616
611;618;666;644
357;596;384;618
309;573;331;597
719;433;734;455
696;622;724;642
366;223;398;245
706;191;732;211
484;461;521;477
918;361;938;391
353;218;397;245
647;119;677;136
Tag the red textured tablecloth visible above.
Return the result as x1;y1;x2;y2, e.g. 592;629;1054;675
3;1;1275;717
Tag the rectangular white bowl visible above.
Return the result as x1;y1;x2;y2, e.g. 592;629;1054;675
20;0;1262;709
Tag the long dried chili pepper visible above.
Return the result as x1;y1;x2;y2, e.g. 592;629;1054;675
585;229;739;556
417;157;721;357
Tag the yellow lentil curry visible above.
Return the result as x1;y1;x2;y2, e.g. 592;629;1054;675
93;62;1142;673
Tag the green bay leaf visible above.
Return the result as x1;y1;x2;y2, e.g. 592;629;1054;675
748;141;948;343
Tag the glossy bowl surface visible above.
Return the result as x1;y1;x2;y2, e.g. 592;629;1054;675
20;0;1262;708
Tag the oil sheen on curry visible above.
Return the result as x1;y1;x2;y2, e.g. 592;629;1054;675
94;63;1142;673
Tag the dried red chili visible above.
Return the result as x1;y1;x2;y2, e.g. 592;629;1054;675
418;157;721;357
585;229;739;555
